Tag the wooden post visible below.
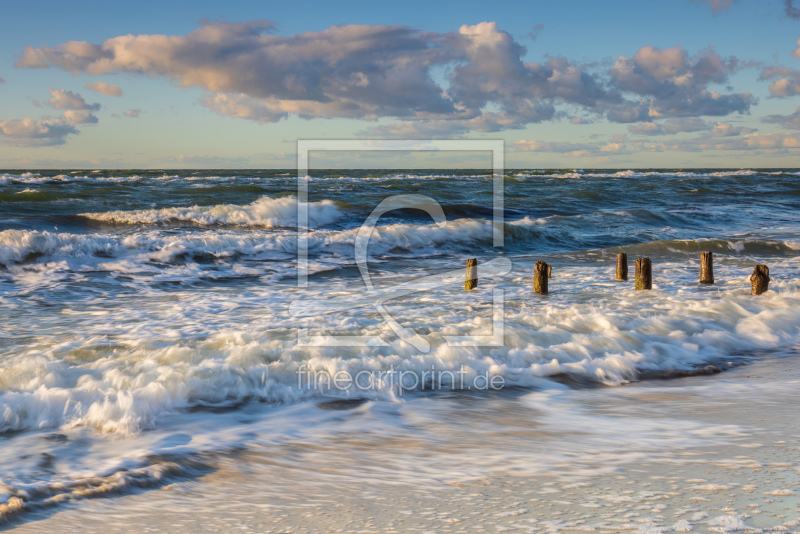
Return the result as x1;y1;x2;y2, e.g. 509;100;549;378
547;264;552;279
533;261;549;294
635;257;652;290
699;251;714;284
616;253;628;281
465;258;478;290
750;264;770;295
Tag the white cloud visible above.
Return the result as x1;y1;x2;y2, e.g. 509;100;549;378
0;118;77;147
14;20;756;132
759;39;800;97
123;109;141;118
610;46;753;120
0;89;99;146
85;81;122;96
48;88;99;111
629;117;710;135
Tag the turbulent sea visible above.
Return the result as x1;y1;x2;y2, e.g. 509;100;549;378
1;168;800;528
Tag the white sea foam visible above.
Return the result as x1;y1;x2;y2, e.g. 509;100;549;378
79;196;343;228
1;254;799;438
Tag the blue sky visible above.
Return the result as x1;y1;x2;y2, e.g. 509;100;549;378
1;0;800;168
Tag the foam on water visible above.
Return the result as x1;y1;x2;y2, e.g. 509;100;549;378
79;195;343;228
2;168;800;523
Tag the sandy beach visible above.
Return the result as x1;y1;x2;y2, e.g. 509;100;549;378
4;349;798;533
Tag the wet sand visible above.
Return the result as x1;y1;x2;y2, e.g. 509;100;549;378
6;351;800;533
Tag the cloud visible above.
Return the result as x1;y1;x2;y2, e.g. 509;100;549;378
786;0;800;18
511;134;631;158
0;89;99;146
763;107;800;129
48;88;99;111
695;0;736;14
123;109;141;118
513;124;777;158
760;66;800;97
85;80;122;96
15;20;755;131
631;130;799;153
609;46;753;120
759;39;800;97
0;77;5;84
628;117;710;135
161;154;252;166
0;118;78;147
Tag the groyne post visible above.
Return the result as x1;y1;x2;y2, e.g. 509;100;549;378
635;258;652;291
533;261;549;294
750;265;770;295
465;258;478;290
699;251;714;284
616;253;628;281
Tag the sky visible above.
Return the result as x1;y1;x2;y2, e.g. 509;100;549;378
1;0;800;168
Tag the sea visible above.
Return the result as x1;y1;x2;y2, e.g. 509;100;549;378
1;168;800;531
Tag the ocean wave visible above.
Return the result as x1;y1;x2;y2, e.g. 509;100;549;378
1;276;800;437
620;238;799;255
2;217;797;273
511;169;780;180
79;196;343;228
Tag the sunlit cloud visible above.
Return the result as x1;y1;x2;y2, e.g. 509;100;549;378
85;80;122;97
0;89;99;146
15;20;755;134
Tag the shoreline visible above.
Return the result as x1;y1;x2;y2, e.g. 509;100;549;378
4;350;800;532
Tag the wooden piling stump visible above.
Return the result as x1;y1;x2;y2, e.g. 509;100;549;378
547;264;552;279
465;258;478;290
699;251;714;284
635;257;652;291
750;264;770;295
533;261;549;295
616;253;628;281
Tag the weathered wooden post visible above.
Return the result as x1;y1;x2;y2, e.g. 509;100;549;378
635;257;652;290
699;251;714;284
750;264;769;295
547;264;552;279
533;261;549;294
616;253;628;281
465;258;478;290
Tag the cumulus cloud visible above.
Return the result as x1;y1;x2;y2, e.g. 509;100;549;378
0;89;99;146
513;124;777;158
667;131;800;151
628;117;710;135
0;118;78;147
123;109;141;118
610;46;753;120
48;88;99;111
15;20;754;132
763;107;800;129
85;80;122;96
760;66;800;97
511;134;631;158
760;39;800;97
